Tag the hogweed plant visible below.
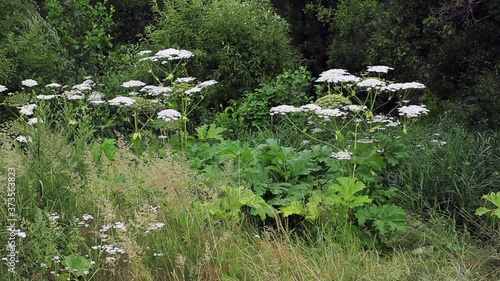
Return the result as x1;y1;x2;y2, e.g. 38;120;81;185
268;66;428;244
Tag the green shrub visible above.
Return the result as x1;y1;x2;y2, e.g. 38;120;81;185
148;0;299;110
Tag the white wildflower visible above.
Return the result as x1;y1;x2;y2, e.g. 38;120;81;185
45;83;62;88
153;253;164;257
113;222;127;231
185;87;202;96
67;94;84;100
398;104;430;118
315;69;360;83
72;80;95;91
311;128;324;133
140;85;172;96
431;140;447;146
27;118;41;125
175;77;196;83
342;105;367;112
40;263;48;269
100;224;112;232
157;109;181;122
0;85;7;92
138;50;152;56
49;213;60;222
299;104;322;112
82;214;94;221
197;80;218;88
146;222;165;234
301;140;310;145
15;135;32;143
108;96;136;106
121;80;146;88
381;82;426;91
367;65;394;73
22;79;38;87
90;100;105;105
270;105;300;116
154;48;194;60
357;78;386;88
88;92;103;101
315;108;346;119
331;150;352;160
36;94;58;100
356;138;376;144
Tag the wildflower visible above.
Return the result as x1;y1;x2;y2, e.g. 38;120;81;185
146;222;165;233
301;140;310;145
36;94;58;100
158;135;168;139
154;48;194;60
175;77;196;83
315;69;360;83
53;256;60;262
197;80;218;88
342;105;367;112
153;253;164;257
72;80;95;91
311;128;324;133
381;82;426;92
49;213;60;222
27;118;41;125
67;94;84;100
108;96;136;106
45;83;62;88
357;78;386;88
90;100;105;105
105;257;116;262
158;109;181;122
121;80;146;88
331;150;352;160
100;224;112;232
356;138;376;144
15;135;32;143
299;104;322;112
431;140;447;146
140;85;172;96
0;85;8;92
18;104;37;115
315;108;346;119
149;206;160;213
22;79;38;87
113;222;127;231
367;65;394;73
270;105;300;116
398;104;429;118
88;92;103;101
82;214;94;221
138;50;152;56
185;87;202;96
40;263;48;269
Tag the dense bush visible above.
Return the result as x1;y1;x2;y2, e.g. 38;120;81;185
0;0;69;87
147;0;299;110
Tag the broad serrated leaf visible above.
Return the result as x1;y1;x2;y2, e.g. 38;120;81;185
482;192;500;208
281;201;306;217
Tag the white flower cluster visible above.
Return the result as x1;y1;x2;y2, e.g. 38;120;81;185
316;108;346;119
140;48;194;62
367;65;394;73
331;150;352;160
381;82;426;91
175;77;196;83
77;214;94;228
138;50;152;56
122;80;146;88
157;109;181;122
146;222;165;234
15;135;32;143
357;78;386;89
140;85;173;96
398;104;429;118
72;79;95;91
108;96;136;106
184;80;218;96
36;94;59;100
18;104;37;115
342;105;368;112
49;213;60;222
45;82;62;88
92;244;126;255
315;69;361;83
366;114;401;127
431;139;447;146
22;79;38;87
299;104;322;112
270;105;301;116
0;85;8;92
27;118;41;125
